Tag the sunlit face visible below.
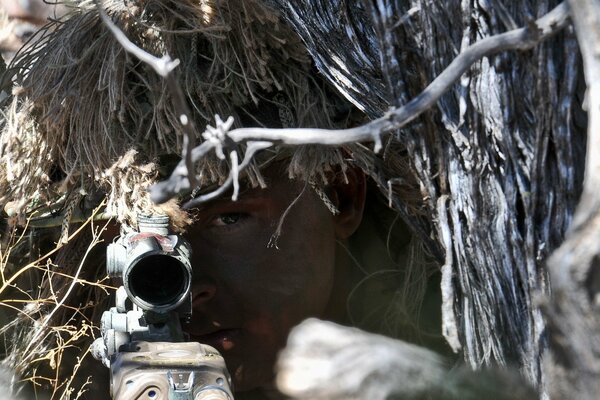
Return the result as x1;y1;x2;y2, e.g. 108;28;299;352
182;173;345;392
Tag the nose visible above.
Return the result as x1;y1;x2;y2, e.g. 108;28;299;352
191;278;217;307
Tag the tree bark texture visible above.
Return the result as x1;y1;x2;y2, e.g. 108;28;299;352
266;0;585;394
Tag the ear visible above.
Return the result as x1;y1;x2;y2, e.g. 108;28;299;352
329;167;367;239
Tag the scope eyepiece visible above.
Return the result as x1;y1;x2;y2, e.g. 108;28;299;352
127;252;187;308
107;216;192;313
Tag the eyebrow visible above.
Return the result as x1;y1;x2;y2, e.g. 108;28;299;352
189;185;268;212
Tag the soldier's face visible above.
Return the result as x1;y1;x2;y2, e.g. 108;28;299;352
183;171;364;392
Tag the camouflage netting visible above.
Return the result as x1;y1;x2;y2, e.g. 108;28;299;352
0;0;381;230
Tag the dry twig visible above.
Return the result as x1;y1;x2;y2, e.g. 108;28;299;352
95;0;198;191
0;203;112;399
146;2;570;207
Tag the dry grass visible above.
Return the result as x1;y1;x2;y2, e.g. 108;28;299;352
0;205;116;399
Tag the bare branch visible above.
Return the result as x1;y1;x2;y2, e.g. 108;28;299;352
95;1;198;190
182;141;272;209
95;2;179;78
149;2;570;205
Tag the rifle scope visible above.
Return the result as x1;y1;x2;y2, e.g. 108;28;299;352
107;215;192;313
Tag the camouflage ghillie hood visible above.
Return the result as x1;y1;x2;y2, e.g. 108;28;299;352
1;0;392;231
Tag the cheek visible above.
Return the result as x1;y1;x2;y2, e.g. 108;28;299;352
192;206;337;324
246;207;338;335
233;220;338;381
199;219;337;317
186;189;338;390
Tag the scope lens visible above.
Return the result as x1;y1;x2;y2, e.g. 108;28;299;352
128;254;187;307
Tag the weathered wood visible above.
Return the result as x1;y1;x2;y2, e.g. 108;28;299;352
543;1;600;398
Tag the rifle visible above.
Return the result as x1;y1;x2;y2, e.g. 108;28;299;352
91;215;234;400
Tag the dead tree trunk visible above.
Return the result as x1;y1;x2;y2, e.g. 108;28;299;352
543;1;600;398
268;0;585;396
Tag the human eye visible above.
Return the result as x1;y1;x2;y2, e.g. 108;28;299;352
209;212;248;227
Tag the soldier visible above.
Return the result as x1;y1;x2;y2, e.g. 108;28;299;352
0;1;458;399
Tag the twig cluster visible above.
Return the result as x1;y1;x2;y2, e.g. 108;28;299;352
116;1;568;208
0;206;115;399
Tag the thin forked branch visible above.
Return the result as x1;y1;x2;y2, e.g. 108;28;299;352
95;0;198;190
146;2;570;207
